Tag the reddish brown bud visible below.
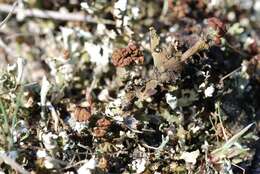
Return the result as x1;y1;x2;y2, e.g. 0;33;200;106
249;40;258;54
207;17;227;45
207;17;227;37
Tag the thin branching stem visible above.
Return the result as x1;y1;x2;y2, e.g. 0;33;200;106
0;3;115;24
0;98;9;134
0;152;30;174
0;1;18;28
162;38;209;71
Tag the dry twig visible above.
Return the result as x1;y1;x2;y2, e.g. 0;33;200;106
0;1;17;28
163;38;209;71
149;27;209;82
0;152;30;174
0;3;115;25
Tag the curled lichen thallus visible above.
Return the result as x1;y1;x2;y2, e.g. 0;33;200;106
136;28;210;100
149;27;169;72
149;27;209;82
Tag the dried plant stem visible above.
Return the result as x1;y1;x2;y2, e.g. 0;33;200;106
225;41;248;58
231;163;245;174
211;112;228;141
180;38;209;62
0;3;115;25
0;153;30;174
220;66;242;82
0;1;17;28
162;38;209;71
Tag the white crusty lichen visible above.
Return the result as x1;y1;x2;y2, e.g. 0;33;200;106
131;158;147;174
67;116;88;133
77;157;97;174
180;149;200;165
165;93;178;110
40;76;51;119
41;132;58;151
204;84;215;98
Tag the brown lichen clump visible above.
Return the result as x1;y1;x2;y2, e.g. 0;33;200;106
72;87;94;122
112;42;144;67
93;127;107;138
96;118;112;127
92;118;111;137
73;106;91;122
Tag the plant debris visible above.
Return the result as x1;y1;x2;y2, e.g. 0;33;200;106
0;0;259;174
